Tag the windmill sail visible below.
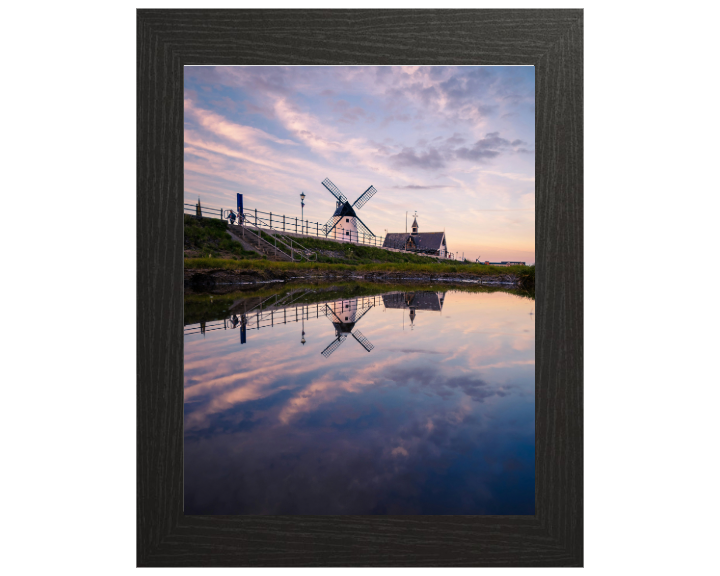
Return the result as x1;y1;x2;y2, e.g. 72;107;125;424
352;185;377;210
351;329;374;352
321;214;341;236
324;303;344;323
354;215;375;238
352;304;374;324
321;178;348;204
321;334;347;357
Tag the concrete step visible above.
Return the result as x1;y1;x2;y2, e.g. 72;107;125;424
226;227;293;261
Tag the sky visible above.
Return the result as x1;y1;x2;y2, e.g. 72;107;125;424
184;66;535;263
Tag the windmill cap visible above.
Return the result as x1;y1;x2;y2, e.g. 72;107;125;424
332;202;358;218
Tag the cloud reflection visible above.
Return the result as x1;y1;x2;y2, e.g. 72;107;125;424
184;289;535;514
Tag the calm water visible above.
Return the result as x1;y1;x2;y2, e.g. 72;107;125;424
184;283;535;515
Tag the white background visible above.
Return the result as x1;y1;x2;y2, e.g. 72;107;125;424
1;1;717;574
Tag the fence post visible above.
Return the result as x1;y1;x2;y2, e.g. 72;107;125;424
270;212;272;229
255;209;257;226
316;222;319;236
283;215;285;232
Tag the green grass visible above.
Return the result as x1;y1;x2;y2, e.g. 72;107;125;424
184;215;262;259
184;255;533;278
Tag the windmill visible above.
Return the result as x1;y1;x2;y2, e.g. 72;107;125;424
320;299;375;358
320;178;377;242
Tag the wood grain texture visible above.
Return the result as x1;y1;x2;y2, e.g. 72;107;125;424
137;9;583;567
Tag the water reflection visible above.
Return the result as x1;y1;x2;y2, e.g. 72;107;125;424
383;291;445;328
184;284;535;515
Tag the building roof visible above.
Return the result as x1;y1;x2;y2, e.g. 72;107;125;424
332;201;357;218
382;291;445;311
382;233;411;249
411;232;445;251
382;231;446;251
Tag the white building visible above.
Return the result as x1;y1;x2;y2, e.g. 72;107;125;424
328;203;359;243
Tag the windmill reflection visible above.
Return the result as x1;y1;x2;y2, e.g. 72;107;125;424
320;299;374;357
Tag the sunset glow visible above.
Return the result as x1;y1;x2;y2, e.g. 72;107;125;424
184;66;535;263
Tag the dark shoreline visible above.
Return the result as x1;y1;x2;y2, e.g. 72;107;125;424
185;267;529;290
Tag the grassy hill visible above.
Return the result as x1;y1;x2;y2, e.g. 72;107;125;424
186;215;495;266
184;216;535;291
184;215;263;260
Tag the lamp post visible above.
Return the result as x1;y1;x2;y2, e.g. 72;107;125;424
300;192;306;235
301;308;306;345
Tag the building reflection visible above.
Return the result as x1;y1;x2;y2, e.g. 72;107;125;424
184;289;447;352
382;291;446;328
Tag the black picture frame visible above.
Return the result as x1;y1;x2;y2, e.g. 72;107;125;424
137;8;583;567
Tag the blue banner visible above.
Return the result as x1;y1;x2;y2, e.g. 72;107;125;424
237;193;243;221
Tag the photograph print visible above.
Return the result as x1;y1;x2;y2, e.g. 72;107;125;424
183;65;536;515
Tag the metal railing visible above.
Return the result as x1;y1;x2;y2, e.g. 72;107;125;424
186;202;389;248
184;201;455;259
185;202;223;220
242;206;382;247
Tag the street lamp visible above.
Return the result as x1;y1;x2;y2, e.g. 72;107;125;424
301;310;306;345
300;192;306;235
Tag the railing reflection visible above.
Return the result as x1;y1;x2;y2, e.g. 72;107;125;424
184;294;384;344
184;291;447;344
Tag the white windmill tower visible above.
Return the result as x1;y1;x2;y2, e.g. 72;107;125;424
320;178;377;243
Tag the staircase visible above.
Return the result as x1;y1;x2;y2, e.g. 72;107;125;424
227;225;317;262
227;226;293;261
